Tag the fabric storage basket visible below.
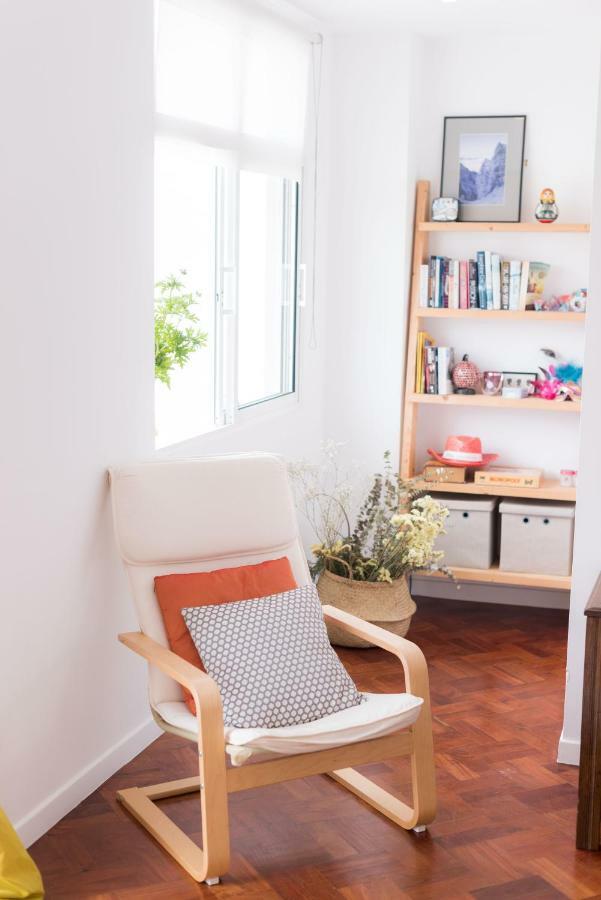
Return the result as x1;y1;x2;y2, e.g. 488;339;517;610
499;499;575;576
434;494;497;569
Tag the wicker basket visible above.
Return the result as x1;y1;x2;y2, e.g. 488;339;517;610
316;570;416;648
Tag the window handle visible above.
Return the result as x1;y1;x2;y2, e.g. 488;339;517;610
215;293;234;316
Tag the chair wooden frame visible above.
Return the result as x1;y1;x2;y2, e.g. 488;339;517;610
116;604;436;884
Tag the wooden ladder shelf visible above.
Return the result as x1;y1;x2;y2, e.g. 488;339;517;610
399;180;588;591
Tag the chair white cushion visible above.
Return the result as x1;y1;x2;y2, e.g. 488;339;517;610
155;692;423;766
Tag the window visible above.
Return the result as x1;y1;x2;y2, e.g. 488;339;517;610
154;139;217;446
237;171;298;408
154;0;309;447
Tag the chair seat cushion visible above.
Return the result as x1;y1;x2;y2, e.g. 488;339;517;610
154;692;423;766
154;557;297;715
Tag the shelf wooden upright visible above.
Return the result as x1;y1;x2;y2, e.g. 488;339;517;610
400;180;589;590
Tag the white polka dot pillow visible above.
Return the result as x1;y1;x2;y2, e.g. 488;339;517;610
181;584;365;729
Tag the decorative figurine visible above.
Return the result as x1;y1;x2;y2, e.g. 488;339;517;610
431;197;459;222
569;288;587;312
452;354;481;395
535;187;559;224
533;347;582;401
535;288;587;313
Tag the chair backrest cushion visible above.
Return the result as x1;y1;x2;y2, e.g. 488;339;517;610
154;557;297;715
110;453;311;708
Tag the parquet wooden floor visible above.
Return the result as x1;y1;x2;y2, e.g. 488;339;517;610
30;597;600;900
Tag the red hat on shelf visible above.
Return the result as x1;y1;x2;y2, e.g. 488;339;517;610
427;434;498;468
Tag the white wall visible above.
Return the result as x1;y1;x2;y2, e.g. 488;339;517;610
0;0;326;845
411;33;598;483
0;1;155;844
559;57;601;764
322;30;599;609
322;33;418;473
409;33;599;611
323;30;599;477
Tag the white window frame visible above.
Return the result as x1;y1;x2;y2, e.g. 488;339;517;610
235;176;300;413
155;115;302;434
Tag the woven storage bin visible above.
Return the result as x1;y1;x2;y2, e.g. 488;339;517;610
316;570;416;648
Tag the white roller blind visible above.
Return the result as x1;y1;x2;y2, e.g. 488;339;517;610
156;0;310;176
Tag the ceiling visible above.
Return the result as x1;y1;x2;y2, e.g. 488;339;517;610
287;0;601;36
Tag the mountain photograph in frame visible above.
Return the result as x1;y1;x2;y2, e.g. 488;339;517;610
441;116;526;222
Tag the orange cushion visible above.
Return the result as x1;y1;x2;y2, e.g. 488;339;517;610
154;557;297;715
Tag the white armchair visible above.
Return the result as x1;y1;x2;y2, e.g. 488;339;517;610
110;453;436;885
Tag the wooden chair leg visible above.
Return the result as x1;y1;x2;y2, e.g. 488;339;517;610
327;718;436;831
117;747;230;883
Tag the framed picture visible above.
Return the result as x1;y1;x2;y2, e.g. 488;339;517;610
502;371;537;395
440;115;526;222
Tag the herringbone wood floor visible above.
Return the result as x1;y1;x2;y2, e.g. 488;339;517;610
30;597;599;899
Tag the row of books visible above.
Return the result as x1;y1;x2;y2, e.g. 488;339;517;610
419;254;550;311
415;332;454;394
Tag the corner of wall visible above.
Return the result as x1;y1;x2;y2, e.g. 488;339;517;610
17;717;160;848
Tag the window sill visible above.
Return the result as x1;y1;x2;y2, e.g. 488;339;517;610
155;390;299;455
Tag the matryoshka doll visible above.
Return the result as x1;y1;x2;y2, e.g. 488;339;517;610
535;188;559;223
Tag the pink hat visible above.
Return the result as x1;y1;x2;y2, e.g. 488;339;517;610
427;434;498;469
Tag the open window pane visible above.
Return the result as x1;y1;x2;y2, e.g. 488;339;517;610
237;171;298;408
154;138;216;447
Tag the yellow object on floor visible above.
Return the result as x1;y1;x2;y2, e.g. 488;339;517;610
0;808;44;899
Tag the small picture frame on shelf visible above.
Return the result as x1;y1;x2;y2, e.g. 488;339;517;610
502;371;537;397
440;115;526;222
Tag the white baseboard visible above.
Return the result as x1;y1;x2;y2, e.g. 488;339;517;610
557;731;580;766
411;576;570;610
17;717;161;847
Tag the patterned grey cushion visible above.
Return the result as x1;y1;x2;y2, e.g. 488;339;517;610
182;584;365;728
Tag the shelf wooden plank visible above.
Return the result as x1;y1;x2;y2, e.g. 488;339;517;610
416;308;585;322
418;221;590;233
419;563;571;591
409;393;581;413
413;478;576;503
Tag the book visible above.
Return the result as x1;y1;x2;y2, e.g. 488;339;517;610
433;257;442;308
423;461;469;484
459;260;468;309
468;259;478;308
415;331;432;394
484;250;493;309
476;251;486;308
519;260;530;310
441;257;450;308
436;346;454;395
474;467;543;489
491;253;501;310
526;261;551;308
500;260;510;310
509;260;521;310
419;264;429;307
415;331;435;392
425;346;438;394
428;256;437;307
451;259;460;309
